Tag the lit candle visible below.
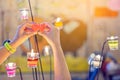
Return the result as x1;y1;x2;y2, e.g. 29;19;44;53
31;49;35;57
56;17;61;22
8;63;13;67
54;17;63;29
19;8;29;20
44;46;50;56
107;36;118;40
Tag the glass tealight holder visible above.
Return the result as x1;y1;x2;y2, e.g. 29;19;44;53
19;8;29;20
27;51;39;68
6;62;16;77
107;36;119;50
54;17;63;30
108;39;119;50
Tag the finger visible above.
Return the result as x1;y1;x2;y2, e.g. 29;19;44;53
24;27;34;32
38;32;45;37
22;23;33;30
24;31;37;37
22;23;35;33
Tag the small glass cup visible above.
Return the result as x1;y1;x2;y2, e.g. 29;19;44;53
54;17;63;30
6;62;16;77
19;8;29;20
108;40;119;50
107;36;119;50
43;45;52;56
27;51;39;68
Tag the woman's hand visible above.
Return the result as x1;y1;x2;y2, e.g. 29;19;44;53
13;22;37;42
38;22;61;46
0;22;37;65
38;22;71;80
10;22;37;49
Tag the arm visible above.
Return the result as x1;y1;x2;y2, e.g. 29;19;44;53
52;40;71;80
0;23;37;65
38;22;71;80
0;37;24;65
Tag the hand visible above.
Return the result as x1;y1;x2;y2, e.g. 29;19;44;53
38;22;61;46
13;22;37;42
38;22;71;80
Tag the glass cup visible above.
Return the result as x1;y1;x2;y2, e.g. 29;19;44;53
27;52;39;68
6;62;16;77
19;8;29;20
108;40;119;50
54;17;63;29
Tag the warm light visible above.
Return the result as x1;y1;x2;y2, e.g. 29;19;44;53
8;63;13;67
44;45;51;56
31;49;35;57
56;17;61;22
54;17;63;29
107;36;118;40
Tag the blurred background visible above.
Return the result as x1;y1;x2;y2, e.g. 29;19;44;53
0;0;120;80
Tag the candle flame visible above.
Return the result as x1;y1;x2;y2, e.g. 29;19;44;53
56;17;61;22
31;49;35;57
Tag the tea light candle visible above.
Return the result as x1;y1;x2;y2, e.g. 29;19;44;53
6;62;16;77
107;36;118;40
44;46;51;56
31;49;35;57
54;17;63;29
8;63;13;67
56;17;61;22
19;8;29;20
